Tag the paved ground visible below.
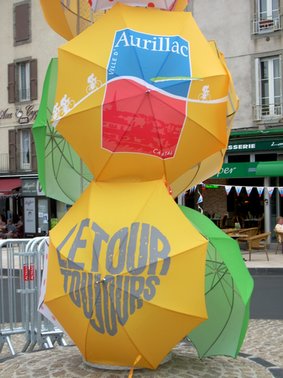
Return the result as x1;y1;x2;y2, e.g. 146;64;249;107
0;319;283;377
0;244;282;377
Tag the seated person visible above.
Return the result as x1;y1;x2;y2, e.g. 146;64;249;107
15;216;24;238
0;214;6;232
5;219;17;238
275;216;283;253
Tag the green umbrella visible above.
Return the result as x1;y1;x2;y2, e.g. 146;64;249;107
179;205;254;358
33;58;93;205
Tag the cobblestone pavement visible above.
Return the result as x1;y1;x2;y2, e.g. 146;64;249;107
0;319;283;377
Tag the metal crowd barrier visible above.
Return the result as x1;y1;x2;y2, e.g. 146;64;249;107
0;237;67;357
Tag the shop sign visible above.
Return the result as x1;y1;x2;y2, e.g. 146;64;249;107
228;139;283;152
0;108;13;120
24;197;36;233
0;105;38;124
22;179;44;196
213;162;258;178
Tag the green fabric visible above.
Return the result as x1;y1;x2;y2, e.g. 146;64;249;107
212;162;258;179
256;161;283;177
32;58;93;205
179;206;254;358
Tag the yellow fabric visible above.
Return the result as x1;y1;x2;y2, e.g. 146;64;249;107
45;179;208;369
40;0;74;40
40;0;186;41
52;4;229;194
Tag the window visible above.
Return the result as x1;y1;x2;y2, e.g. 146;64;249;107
21;129;31;169
8;59;37;103
14;1;31;45
18;61;30;101
8;128;37;172
253;0;280;33
254;56;282;119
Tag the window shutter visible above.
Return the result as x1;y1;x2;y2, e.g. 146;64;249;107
8;63;16;103
31;129;37;171
14;2;30;44
9;129;17;172
30;59;38;100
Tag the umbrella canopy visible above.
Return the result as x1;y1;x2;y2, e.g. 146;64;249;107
32;58;93;205
51;4;229;192
170;41;239;195
40;0;188;40
44;179;208;369
179;205;254;358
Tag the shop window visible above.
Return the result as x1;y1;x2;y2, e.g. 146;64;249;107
228;155;250;163
255;153;277;161
8;59;37;103
14;1;31;45
254;55;282;120
253;0;280;34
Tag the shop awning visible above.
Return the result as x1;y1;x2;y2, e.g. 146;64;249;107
0;178;22;195
255;161;283;177
212;162;258;179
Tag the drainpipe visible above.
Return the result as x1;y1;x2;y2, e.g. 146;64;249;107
264;177;271;242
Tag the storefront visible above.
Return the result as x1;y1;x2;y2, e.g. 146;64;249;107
204;131;283;236
21;178;50;237
0;177;22;221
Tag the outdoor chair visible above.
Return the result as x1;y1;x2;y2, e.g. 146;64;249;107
274;230;283;254
246;232;271;261
237;227;259;242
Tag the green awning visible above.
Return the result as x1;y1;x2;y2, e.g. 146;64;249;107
255;161;283;177
212;162;258;179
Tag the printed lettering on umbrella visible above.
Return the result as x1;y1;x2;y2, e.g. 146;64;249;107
102;29;192;159
55;220;171;336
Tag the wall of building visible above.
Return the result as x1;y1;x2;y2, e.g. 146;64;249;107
191;0;283;131
0;0;65;152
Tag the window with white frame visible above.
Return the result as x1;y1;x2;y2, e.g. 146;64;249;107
254;0;280;33
21;129;31;169
255;56;282;119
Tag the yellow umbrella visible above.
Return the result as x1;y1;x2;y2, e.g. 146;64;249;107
44;179;207;369
40;0;188;41
51;4;229;190
170;41;239;195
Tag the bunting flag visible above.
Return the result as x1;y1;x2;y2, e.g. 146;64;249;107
278;187;283;197
225;185;232;195
235;186;242;196
256;187;264;196
267;187;274;198
245;186;253;197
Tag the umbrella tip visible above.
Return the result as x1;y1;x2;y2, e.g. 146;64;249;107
146;89;151;94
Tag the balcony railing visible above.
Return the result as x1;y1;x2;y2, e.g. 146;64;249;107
0;153;9;173
0;153;33;174
252;14;281;34
253;103;283;121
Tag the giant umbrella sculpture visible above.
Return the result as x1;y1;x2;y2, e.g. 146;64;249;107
32;58;93;205
44;179;208;369
179;206;254;358
40;0;189;41
51;3;230;195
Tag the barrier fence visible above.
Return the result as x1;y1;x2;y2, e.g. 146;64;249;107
0;237;67;357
